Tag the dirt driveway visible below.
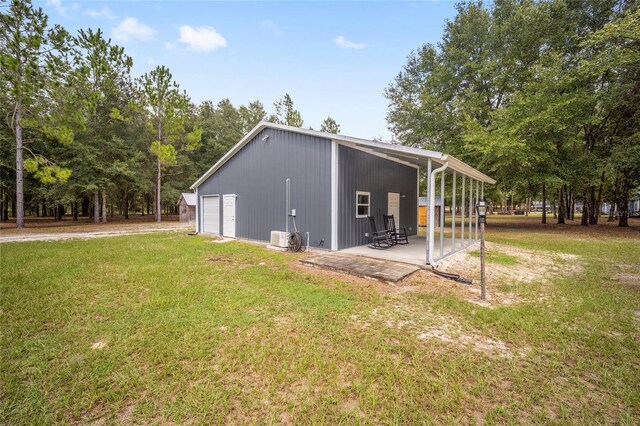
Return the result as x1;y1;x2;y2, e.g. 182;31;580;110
0;223;191;243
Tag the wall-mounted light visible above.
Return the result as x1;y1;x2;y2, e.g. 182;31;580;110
262;134;270;141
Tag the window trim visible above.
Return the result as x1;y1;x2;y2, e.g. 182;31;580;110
355;191;370;218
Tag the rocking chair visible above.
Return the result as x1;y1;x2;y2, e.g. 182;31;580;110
367;216;394;249
383;214;409;245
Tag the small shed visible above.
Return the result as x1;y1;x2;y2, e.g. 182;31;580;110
418;196;441;227
177;193;196;223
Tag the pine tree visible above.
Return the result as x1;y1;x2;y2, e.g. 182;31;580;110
0;0;68;227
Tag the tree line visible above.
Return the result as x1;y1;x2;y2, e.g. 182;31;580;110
0;0;340;228
385;0;639;227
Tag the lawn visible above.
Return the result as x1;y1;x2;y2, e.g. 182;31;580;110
1;216;639;424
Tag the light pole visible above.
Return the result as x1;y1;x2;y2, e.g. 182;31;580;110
477;200;488;301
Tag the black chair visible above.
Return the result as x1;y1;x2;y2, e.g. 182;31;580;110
383;214;409;245
367;216;394;249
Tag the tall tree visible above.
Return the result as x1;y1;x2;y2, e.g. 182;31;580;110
138;66;201;222
320;116;340;134
581;8;640;226
269;93;303;127
385;0;636;226
67;28;135;223
194;99;244;173
239;100;266;132
0;0;68;228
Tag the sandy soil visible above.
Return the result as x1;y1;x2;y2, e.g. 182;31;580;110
419;242;582;307
0;214;186;234
0;223;191;243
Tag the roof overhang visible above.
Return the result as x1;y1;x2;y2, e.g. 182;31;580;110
190;122;496;189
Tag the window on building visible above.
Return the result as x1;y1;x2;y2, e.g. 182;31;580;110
356;191;370;218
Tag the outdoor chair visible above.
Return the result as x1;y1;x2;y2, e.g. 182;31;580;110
383;214;409;245
367;216;394;249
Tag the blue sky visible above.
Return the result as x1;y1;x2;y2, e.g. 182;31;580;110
38;1;458;140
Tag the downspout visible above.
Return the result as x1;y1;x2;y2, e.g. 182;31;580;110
428;162;448;267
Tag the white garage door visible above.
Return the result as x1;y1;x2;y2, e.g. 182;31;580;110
201;195;220;234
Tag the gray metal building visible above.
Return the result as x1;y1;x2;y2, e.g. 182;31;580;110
191;122;495;260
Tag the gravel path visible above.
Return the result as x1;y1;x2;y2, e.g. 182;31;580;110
0;226;191;243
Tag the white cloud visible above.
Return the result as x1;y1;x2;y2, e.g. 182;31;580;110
178;25;227;52
85;6;117;20
112;17;156;43
333;36;367;50
46;0;67;15
261;20;282;36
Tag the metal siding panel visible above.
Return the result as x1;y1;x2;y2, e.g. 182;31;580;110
338;145;418;249
197;128;332;247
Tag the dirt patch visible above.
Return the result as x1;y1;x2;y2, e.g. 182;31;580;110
0;227;189;243
289;261;398;294
117;404;135;423
354;304;528;359
417;322;522;359
438;242;581;285
206;257;235;262
341;398;364;418
91;340;107;350
205;255;259;269
428;242;583;306
615;273;640;291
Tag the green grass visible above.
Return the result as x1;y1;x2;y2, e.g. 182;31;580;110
1;219;639;424
469;249;520;266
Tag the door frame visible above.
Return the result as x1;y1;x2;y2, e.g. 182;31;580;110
222;194;237;238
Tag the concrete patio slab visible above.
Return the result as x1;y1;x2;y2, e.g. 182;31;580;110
300;252;421;283
340;235;479;266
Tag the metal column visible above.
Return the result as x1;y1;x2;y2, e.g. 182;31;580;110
468;178;473;242
461;175;466;249
475;180;479;240
428;162;448;265
451;170;457;252
425;158;432;263
440;170;445;257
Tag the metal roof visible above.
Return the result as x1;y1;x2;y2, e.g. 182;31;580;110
418;196;442;206
191;122;496;189
178;192;196;206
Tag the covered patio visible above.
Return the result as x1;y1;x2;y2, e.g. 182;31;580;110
341;234;479;267
332;137;495;266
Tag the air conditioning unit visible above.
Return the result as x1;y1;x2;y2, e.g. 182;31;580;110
270;231;290;248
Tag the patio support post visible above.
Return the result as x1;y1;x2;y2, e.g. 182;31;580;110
425;158;432;263
461;175;466;249
440;170;445;258
468;178;473;244
428;162;448;266
475;179;480;240
451;170;457;253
